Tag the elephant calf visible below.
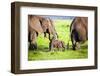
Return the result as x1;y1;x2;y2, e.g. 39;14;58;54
49;37;65;51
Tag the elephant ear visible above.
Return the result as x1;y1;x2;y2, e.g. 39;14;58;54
29;16;43;34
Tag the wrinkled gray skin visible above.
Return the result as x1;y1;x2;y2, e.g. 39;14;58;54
28;15;58;50
70;17;88;50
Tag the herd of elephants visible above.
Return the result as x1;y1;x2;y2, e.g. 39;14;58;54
28;15;88;51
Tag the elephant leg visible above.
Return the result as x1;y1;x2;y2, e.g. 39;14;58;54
71;32;76;50
28;32;31;49
30;31;37;50
76;42;80;49
48;33;51;41
44;32;47;38
66;42;69;50
71;35;76;50
61;42;65;51
49;42;53;51
49;42;51;51
28;42;31;49
72;40;76;50
34;42;37;49
30;43;37;50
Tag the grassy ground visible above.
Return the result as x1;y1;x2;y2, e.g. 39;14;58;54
28;19;88;61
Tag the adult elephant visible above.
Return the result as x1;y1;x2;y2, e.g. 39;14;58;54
28;15;58;50
70;17;88;50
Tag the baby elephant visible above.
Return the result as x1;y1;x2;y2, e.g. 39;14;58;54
49;37;65;51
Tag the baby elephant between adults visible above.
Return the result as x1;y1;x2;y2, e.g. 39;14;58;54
49;37;65;51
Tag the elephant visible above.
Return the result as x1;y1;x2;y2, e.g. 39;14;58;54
28;15;58;50
70;17;88;50
49;36;65;51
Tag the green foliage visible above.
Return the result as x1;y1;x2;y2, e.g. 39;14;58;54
28;19;88;61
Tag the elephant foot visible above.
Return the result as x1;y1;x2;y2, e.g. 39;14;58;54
72;45;76;50
76;43;80;50
29;43;37;50
49;48;52;51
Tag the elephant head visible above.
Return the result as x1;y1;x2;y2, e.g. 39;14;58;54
39;17;58;40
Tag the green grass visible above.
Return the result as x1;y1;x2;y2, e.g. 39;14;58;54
28;49;88;61
28;19;88;61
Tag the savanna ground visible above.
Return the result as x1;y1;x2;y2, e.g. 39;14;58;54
28;19;88;61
